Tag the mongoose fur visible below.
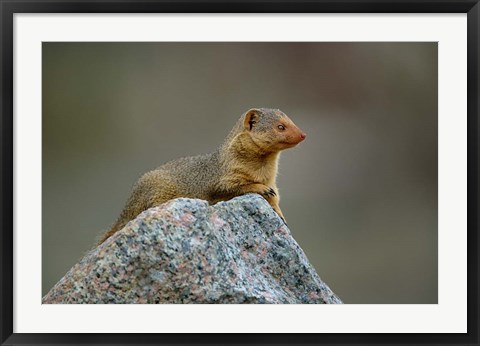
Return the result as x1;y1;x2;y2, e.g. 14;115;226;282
97;108;306;244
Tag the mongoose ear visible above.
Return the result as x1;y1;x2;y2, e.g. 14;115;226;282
243;109;260;131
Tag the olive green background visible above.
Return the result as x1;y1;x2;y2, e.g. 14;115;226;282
42;42;438;303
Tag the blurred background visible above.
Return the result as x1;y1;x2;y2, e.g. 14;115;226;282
42;42;437;303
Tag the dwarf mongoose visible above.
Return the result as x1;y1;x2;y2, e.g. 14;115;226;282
98;108;306;244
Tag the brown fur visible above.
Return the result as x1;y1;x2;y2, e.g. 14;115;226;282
97;108;306;244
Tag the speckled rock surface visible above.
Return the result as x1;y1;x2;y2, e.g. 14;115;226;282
42;194;342;304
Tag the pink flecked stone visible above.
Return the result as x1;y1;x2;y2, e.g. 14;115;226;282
42;194;342;304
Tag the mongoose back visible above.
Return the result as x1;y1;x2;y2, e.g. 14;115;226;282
98;108;306;244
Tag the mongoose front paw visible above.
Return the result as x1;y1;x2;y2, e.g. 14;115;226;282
262;187;277;197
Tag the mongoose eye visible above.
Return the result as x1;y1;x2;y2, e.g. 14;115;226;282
278;124;286;131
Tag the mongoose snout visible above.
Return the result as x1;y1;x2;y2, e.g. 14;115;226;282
97;107;305;245
286;130;307;145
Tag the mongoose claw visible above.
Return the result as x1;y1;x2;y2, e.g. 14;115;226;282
262;187;276;197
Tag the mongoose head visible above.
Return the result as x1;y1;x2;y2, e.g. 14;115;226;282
242;108;306;153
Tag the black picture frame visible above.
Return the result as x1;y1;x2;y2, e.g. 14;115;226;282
1;1;478;345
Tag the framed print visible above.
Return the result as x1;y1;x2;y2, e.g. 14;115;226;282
1;0;479;345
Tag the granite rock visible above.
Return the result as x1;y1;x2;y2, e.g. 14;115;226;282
42;194;342;304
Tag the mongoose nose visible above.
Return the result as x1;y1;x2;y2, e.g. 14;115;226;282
300;133;306;140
